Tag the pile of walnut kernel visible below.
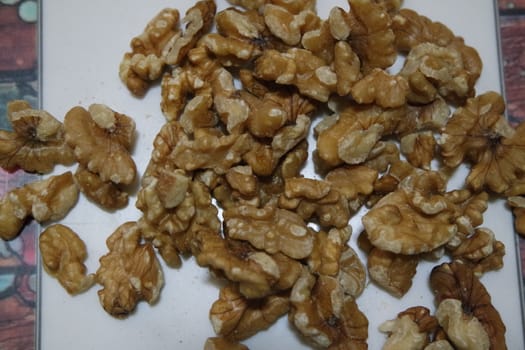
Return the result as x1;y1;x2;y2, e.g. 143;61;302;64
2;0;523;348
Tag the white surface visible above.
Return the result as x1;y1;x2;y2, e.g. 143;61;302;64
40;1;524;349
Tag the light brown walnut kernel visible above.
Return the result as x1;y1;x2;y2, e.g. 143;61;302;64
379;315;428;350
96;222;164;318
74;165;129;210
307;227;347;277
192;230;285;298
168;127;254;175
209;284;289;341
325;165;378;205
400;43;474;105
224;203;314;259
338;245;367;298
440;92;525;194
347;0;397;71
430;262;507;350
289;270;368;349
362;171;458;254
392;9;482;104
279;177;352;228
400;131;436;170
64;105;137;186
0;172;79;240
165;0;216;65
136;174;220;267
350;69;409;108
508;196;525;237
0;100;75;173
263;5;319;46
254;48;336;102
367;247;419;297
334;41;362;96
39;224;95;295
380;306;438;350
435;299;490;350
119;8;180;96
226;0;266;10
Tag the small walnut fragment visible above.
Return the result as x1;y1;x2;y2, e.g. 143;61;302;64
165;0;216;65
0;172;79;240
379;306;438;350
254;48;336;102
430;262;507;350
400;131;436;170
507;196;525;237
440;92;525;194
39;224;95;295
74;165;129;210
96;222;164;318
224;203;314;259
350;69;409;108
209;284;289;341
367;246;419;297
119;8;180;96
64;104;137;186
279;177;351;228
289;270;368;349
346;0;398;71
0;100;74;173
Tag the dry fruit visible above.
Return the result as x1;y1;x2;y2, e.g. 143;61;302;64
0;100;75;173
0;172;78;240
39;224;95;295
96;222;164;318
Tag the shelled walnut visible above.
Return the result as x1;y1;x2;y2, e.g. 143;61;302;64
39;224;95;295
96;222;164;318
0;172;79;240
0;100;75;173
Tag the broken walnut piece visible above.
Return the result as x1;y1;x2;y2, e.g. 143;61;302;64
0;172;79;240
399;42;475;105
165;0;216;65
64;105;137;186
430;261;507;350
224;202;314;260
209;284;289;341
346;0;397;71
392;9;482;104
254;48;336;102
96;222;164;318
289;269;368;349
39;224;95;295
367;246;419;298
508;196;525;237
119;8;180;96
440;91;525;194
279;177;352;228
192;229;301;299
74;165;129;210
379;306;438;350
350;68;409;108
0;100;75;173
